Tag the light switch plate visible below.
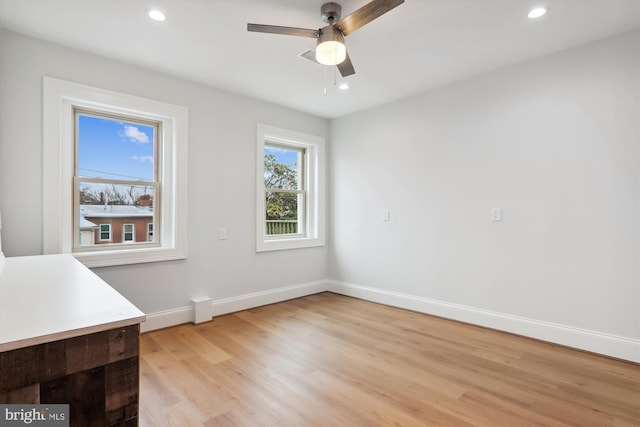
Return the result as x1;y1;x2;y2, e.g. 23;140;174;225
491;208;502;222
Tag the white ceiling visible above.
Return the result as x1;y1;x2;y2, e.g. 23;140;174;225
0;0;639;118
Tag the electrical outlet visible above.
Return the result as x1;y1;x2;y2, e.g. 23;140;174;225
219;227;227;240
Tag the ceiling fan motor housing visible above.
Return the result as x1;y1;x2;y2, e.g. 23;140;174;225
321;3;342;24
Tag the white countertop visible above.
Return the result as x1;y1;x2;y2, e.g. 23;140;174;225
0;254;146;352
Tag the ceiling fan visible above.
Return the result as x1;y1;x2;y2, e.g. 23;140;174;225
247;0;404;77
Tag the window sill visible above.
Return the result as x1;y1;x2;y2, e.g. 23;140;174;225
73;246;186;268
257;236;324;252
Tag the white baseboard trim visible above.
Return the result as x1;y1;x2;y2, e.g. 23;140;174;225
140;305;192;333
140;278;639;362
209;279;328;316
328;280;640;363
141;279;329;333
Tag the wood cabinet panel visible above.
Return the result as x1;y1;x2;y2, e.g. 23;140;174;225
0;325;139;426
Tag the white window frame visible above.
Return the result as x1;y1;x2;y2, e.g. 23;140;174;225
43;77;188;267
256;124;325;252
99;224;112;242
123;223;135;242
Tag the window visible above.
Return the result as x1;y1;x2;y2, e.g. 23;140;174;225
74;110;157;250
264;144;304;237
123;224;135;242
99;224;112;241
43;77;188;267
256;124;325;252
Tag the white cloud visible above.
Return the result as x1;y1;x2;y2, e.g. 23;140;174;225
132;155;154;164
122;125;150;144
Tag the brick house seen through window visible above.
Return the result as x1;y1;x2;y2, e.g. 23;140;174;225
79;194;153;246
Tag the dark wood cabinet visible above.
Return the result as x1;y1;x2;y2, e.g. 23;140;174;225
0;325;140;426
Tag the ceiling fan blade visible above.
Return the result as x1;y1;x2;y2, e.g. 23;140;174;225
337;51;355;77
298;48;320;64
300;48;355;76
247;24;318;38
336;0;404;36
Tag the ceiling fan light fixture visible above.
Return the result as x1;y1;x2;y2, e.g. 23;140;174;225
316;41;347;65
316;26;346;65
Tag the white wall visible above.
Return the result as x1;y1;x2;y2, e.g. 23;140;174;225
0;30;329;315
329;30;639;356
1;27;638;360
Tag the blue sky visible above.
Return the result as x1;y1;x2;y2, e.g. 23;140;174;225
264;145;299;169
77;114;155;181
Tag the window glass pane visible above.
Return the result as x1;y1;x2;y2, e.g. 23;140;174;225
77;114;155;182
123;224;134;241
265;191;298;235
99;224;111;241
79;182;155;207
75;112;159;251
79;182;154;246
264;145;301;190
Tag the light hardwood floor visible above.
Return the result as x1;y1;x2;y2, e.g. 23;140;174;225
139;292;639;426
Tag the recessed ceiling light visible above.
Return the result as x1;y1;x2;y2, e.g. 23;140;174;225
339;82;349;90
148;10;166;21
528;7;547;19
